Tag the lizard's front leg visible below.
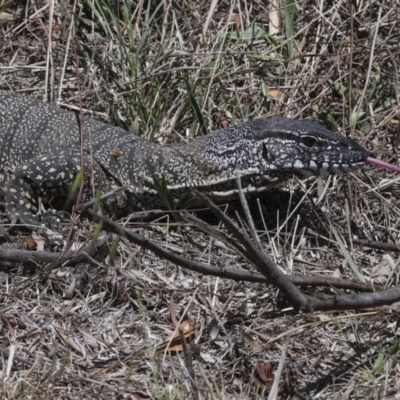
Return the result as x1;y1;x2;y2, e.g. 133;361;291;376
5;149;85;230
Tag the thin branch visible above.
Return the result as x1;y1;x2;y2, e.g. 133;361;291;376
193;191;312;309
82;201;400;311
236;174;263;250
181;211;382;292
352;239;400;252
0;236;108;267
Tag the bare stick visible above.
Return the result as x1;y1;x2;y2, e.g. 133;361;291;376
236;174;263;250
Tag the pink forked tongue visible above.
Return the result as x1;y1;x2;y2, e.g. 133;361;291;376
365;157;400;174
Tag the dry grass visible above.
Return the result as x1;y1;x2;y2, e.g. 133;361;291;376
1;0;400;398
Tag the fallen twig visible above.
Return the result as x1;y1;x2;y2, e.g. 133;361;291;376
83;205;398;311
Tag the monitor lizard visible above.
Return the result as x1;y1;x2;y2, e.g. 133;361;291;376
0;90;369;230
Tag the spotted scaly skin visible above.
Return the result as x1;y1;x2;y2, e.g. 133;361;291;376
0;91;369;230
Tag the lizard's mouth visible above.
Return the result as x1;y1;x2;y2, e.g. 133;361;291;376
320;150;370;175
296;154;367;177
327;155;400;175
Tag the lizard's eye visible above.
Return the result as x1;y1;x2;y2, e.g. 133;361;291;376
301;136;317;148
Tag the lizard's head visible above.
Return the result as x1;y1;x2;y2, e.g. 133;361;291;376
207;117;369;183
252;117;370;178
203;117;370;192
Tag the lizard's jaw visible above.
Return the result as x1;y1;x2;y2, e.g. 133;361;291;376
290;153;368;177
317;158;367;176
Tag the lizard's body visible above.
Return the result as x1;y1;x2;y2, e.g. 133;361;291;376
0;91;369;229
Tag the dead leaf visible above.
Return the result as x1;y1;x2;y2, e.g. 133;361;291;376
200;351;216;363
372;255;395;284
157;320;198;353
243;332;263;353
253;362;274;389
31;233;45;251
23;237;37;251
268;88;283;99
212;110;229;129
215;12;241;30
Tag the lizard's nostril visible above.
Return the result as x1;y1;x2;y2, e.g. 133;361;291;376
262;143;269;160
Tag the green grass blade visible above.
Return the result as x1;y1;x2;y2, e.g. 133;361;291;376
182;77;207;136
